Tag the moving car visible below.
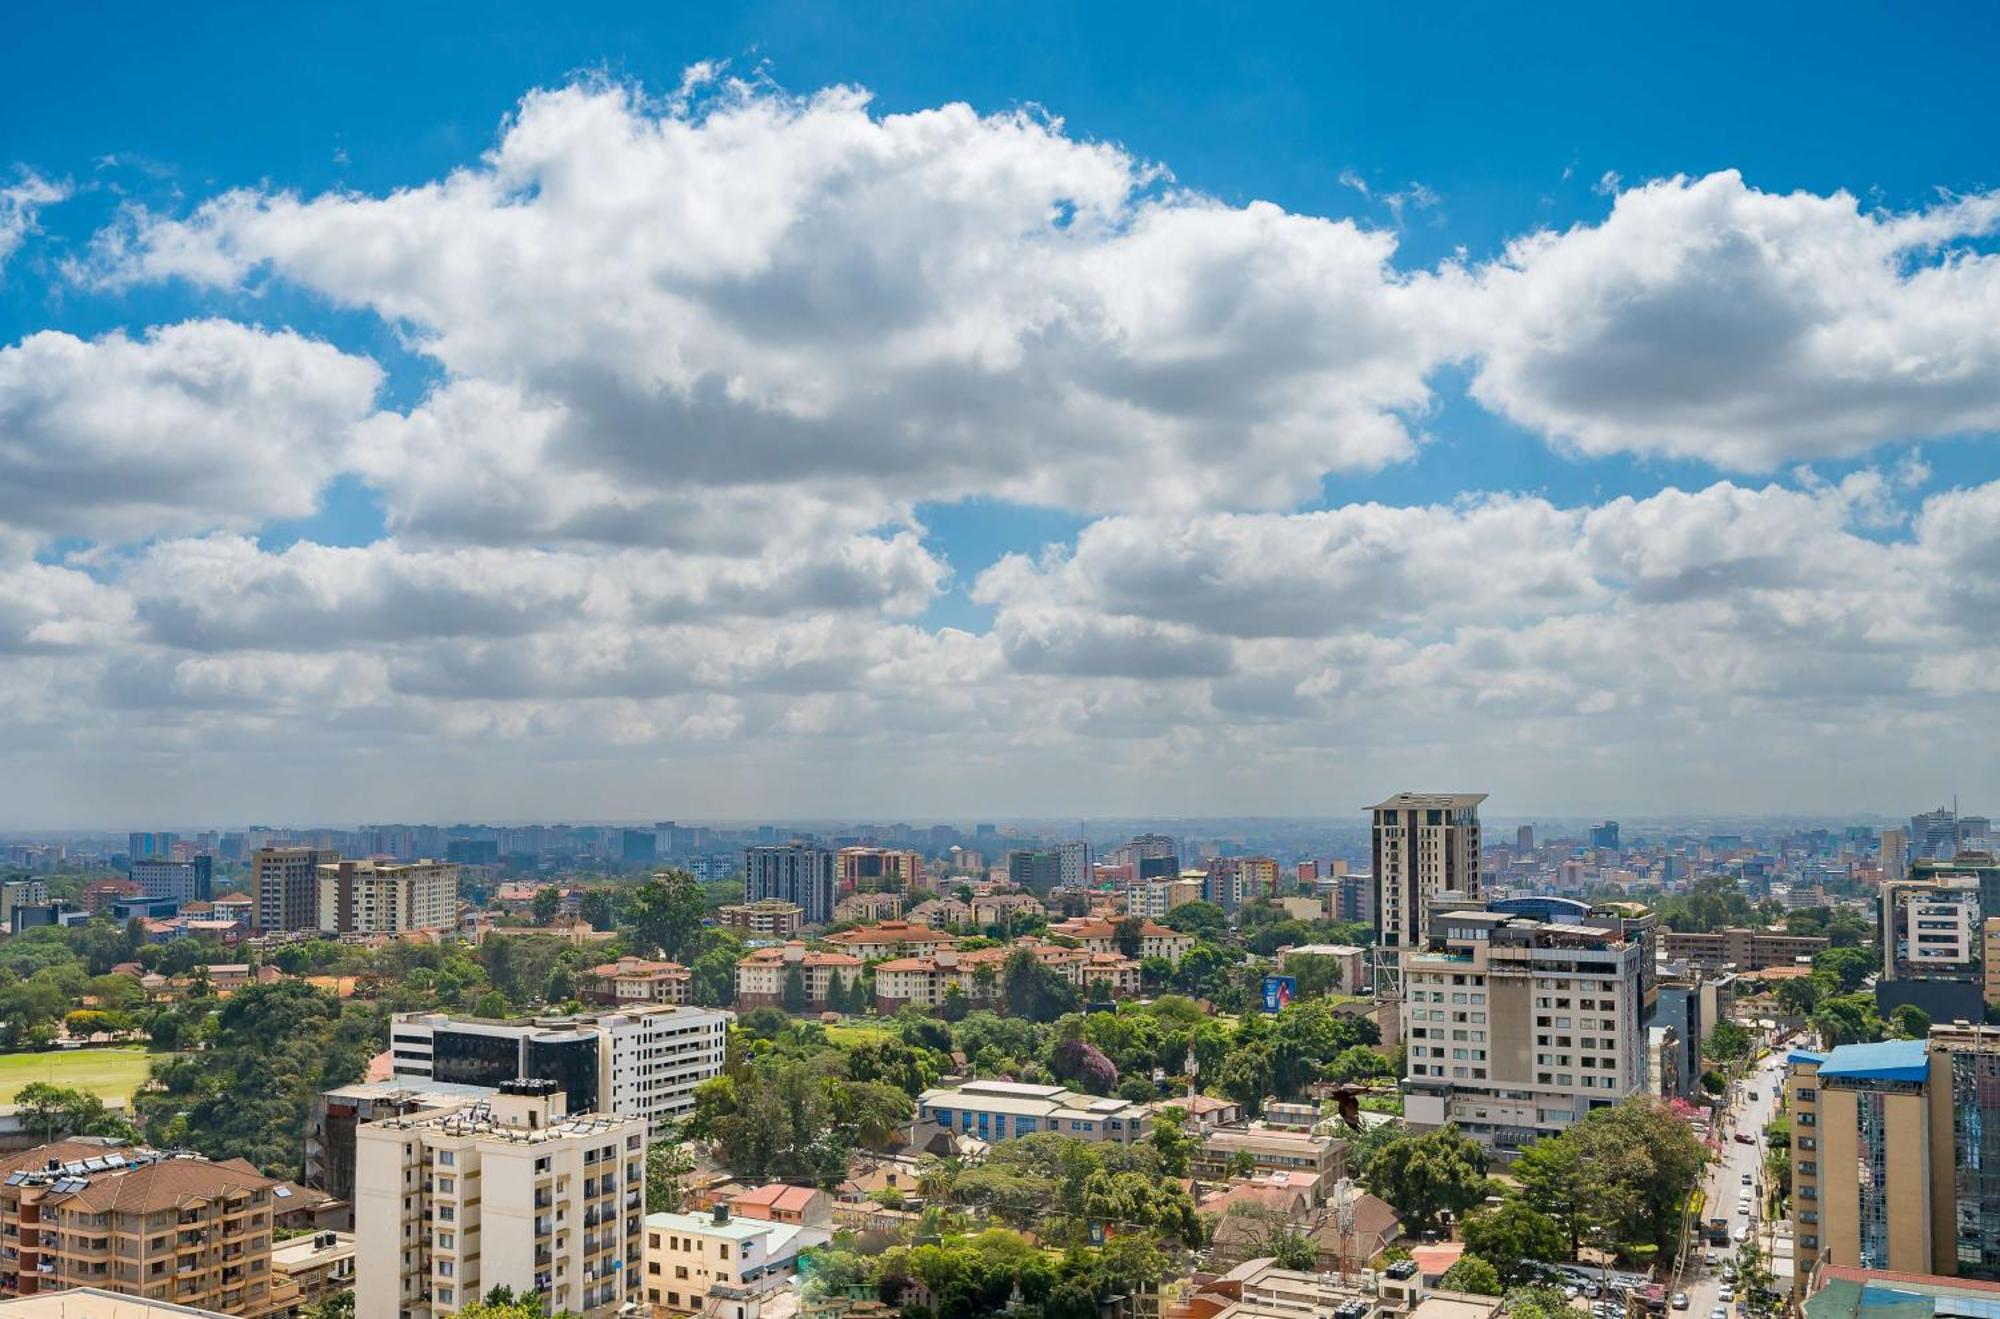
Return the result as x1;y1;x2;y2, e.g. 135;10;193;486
1741;1173;1753;1185
1734;1132;1756;1144
1672;1295;1690;1311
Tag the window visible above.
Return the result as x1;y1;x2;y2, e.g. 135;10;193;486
436;1150;454;1167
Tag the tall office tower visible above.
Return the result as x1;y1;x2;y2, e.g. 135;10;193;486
354;1080;647;1318
1370;792;1485;997
743;843;836;925
1881;826;1910;882
1963;817;1995;850
1516;824;1535;853
316;859;459;935
0;1143;293;1314
1912;806;1960;860
388;1004;730;1135
1877;872;1985;1024
129;855;214;903
1006;848;1064;897
1058;838;1092;888
1109;834;1180;880
1401;897;1645;1152
620;829;658;866
126;831;177;860
1590;820;1621;852
253;846;341;932
837;846;923;892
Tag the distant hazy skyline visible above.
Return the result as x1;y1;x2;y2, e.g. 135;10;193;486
2;4;1999;827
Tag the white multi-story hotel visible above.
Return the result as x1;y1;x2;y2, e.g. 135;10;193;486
354;1080;647;1318
316;858;458;935
389;1004;730;1136
1401;899;1645;1153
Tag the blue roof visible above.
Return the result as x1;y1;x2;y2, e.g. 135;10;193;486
1788;1049;1826;1066
1817;1039;1929;1082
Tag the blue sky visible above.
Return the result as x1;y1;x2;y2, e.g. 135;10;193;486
2;4;1998;824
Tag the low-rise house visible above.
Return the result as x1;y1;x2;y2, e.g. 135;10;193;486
581;956;692;1006
729;1183;832;1230
642;1204;831;1314
1194;1125;1346;1202
822;920;959;960
833;892;904;924
1151;1094;1243;1135
916;1079;1152;1144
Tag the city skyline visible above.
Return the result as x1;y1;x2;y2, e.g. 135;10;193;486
4;5;2000;825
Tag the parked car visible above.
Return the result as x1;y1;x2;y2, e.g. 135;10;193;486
1720;1288;1736;1303
1672;1295;1690;1311
1741;1172;1753;1185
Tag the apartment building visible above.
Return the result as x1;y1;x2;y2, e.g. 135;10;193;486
1401;902;1646;1152
388;1004;730;1135
914;1080;1152;1144
872;940;1142;1012
1046;916;1195;963
733;944;863;1010
831;892;904;924
314;859;457;935
579;957;692;1007
1006;850;1064;897
835;847;922;894
354;1080;647;1318
272;1230;355;1310
1057;839;1092;889
1878;875;1985;1023
1370;792;1484;998
0;1141;293;1316
1660;927;1829;972
1192;1127;1347;1202
1237;856;1281;899
821;921;959;960
129;857;213;905
252;846;340;933
308;1079;500;1210
715;900;806;940
641;1204;831;1314
742;845;836;926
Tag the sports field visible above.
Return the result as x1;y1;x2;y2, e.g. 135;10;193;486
0;1046;154;1105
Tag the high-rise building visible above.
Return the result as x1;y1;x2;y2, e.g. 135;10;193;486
1238;856;1280;898
1370;792;1485;998
1005;849;1064;897
1516;825;1535;853
126;831;177;861
1785;1027;2000;1286
1109;834;1179;881
836;846;922;893
742;843;836;925
1912;807;1960;861
1881;827;1910;882
620;829;658;866
388;1004;729;1135
1057;839;1092;889
129;855;213;904
1401;896;1645;1152
354;1080;647;1317
1878;872;1985;1024
253;846;341;932
1590;821;1622;852
316;859;458;935
0;1141;295;1314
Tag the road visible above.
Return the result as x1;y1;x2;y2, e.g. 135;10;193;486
1677;1051;1789;1319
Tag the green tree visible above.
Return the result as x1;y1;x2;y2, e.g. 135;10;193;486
1216;1040;1275;1116
1001;948;1080;1022
1360;1126;1489;1236
646;1137;695;1212
11;1082;136;1144
1439;1255;1503;1296
1504;1284;1575;1319
1161;902;1227;938
781;966;809;1014
1811;992;1884;1046
626;870;707;962
1813;945;1877;994
1112;917;1145;959
1460;1201;1567;1284
1891;1003;1932;1039
1148;1104;1196;1177
531;886;561;925
1707;1019;1752;1063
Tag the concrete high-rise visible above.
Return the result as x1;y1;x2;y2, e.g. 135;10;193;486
1880;827;1909;882
354;1080;646;1317
1057;839;1092;889
129;855;213;904
742;843;836;925
1370;792;1485;997
1912;806;1960;860
1006;849;1064;897
1877;872;1984;1024
253;846;341;932
836;846;922;893
316;859;458;935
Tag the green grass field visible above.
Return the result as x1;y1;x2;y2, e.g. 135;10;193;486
821;1021;895;1047
0;1046;154;1106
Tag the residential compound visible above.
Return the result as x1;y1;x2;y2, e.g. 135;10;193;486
715;899;806;940
317;859;458;936
0;1140;294;1316
835;846;922;894
1401;897;1647;1152
1784;1027;2000;1286
872;938;1142;1011
742;844;836;926
354;1079;647;1318
579;957;692;1007
733;943;863;1010
388;1004;730;1135
1370;792;1485;999
641;1204;830;1315
1660;926;1830;972
915;1080;1153;1144
252;845;340;932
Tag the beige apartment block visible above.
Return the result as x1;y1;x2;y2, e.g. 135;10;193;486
1370;793;1484;998
316;859;458;935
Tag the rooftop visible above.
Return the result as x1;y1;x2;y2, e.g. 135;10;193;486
0;1288;233;1318
1369;792;1488;811
1818;1039;1930;1083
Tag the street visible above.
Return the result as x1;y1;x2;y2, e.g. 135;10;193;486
1677;1052;1789;1319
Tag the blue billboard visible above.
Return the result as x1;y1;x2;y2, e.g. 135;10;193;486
1262;974;1297;1012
